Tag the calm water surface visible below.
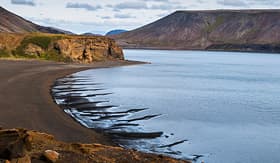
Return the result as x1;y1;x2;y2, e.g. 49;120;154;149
54;50;280;163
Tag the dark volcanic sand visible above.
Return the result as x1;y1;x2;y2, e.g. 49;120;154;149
0;59;144;144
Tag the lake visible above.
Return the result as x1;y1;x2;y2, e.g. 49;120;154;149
53;50;280;163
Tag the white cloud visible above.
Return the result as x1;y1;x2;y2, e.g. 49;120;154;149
114;13;136;19
11;0;35;6
66;2;102;11
114;2;148;9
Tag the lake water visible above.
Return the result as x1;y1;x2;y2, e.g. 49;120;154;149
53;50;280;163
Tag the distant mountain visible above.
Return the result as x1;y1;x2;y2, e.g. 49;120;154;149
112;10;280;53
81;32;103;36
0;7;72;34
106;29;127;36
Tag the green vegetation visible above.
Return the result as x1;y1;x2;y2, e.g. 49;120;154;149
13;35;62;57
205;16;225;33
39;50;72;62
22;35;52;49
0;49;11;58
8;34;72;62
244;28;259;39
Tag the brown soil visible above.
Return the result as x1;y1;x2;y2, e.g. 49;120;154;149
0;128;188;163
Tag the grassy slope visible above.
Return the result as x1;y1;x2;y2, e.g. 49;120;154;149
0;33;70;62
12;34;70;62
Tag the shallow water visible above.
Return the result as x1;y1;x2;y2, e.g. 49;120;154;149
53;50;280;163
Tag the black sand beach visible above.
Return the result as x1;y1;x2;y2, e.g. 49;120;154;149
0;59;143;144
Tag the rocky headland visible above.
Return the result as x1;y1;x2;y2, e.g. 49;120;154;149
0;33;124;63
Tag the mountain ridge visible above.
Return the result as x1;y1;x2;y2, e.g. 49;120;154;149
0;6;72;34
112;10;280;53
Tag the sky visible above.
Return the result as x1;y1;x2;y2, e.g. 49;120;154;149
1;0;280;34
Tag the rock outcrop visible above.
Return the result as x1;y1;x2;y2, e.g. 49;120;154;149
112;10;280;53
0;129;32;163
54;37;124;63
0;129;188;163
0;33;124;63
24;44;44;56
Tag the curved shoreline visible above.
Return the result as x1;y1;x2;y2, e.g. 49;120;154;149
0;59;145;144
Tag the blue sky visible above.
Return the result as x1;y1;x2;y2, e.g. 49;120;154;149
1;0;280;34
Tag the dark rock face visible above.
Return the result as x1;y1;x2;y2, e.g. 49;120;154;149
0;129;31;160
112;10;280;52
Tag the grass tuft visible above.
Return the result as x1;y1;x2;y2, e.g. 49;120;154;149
0;49;11;58
205;16;225;33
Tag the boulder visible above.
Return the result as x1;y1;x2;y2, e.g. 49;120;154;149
43;150;59;163
24;43;45;56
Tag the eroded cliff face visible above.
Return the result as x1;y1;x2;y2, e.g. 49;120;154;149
0;33;124;63
54;37;124;63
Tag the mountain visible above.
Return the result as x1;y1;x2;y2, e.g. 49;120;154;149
112;10;280;53
106;29;127;36
81;32;103;36
0;7;72;34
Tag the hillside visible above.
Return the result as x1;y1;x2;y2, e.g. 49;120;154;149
0;7;71;34
0;33;124;63
112;10;280;52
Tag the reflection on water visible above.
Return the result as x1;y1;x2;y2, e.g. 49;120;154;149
53;50;280;163
52;76;196;161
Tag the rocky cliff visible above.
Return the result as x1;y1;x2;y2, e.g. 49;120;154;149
0;33;124;63
0;7;71;34
112;10;280;53
0;128;188;163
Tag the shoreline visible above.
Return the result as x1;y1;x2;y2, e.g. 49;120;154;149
122;47;280;54
0;58;190;162
0;59;145;145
